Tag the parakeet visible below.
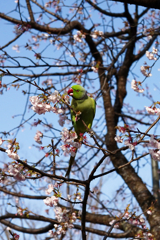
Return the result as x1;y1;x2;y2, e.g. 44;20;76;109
65;85;96;177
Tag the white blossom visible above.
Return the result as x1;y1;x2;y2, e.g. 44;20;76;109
44;196;59;207
131;79;144;93
8;164;25;181
149;149;160;161
73;31;85;43
12;45;20;52
114;135;123;143
124;140;135;150
45;184;54;195
34;130;43;144
148;135;160;149
30;96;52;115
6;150;20;160
48;90;60;103
140;66;152;77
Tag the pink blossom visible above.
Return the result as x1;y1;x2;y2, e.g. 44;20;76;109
131;80;144;93
60;144;71;156
149;149;160;161
12;45;20;53
45;184;54;195
140;66;152;77
60;128;70;142
146;51;157;60
6;150;20;160
48;90;60;103
152;47;158;54
145;106;156;114
8;164;25;181
91;30;103;39
73;31;85;43
60;128;77;143
30;96;52;114
109;220;119;228
114;135;123;143
70;147;77;157
124;140;135;150
13;233;20;240
118;126;126;133
44;196;59;207
147;210;152;215
148;135;160;149
58;115;67;127
0;138;3;145
91;66;98;73
34;130;43;144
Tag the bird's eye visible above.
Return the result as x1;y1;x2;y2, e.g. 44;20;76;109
76;90;79;92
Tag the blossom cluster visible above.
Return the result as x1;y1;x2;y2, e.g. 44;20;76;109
115;125;137;150
73;31;86;43
5;142;20;160
131;79;144;93
109;209;153;239
146;47;158;60
34;130;43;144
140;65;152;77
0;162;25;181
30;90;69;127
91;60;100;73
49;209;77;238
90;30;103;39
145;106;160;116
148;135;160;161
43;183;78;238
14;24;31;35
60;128;81;157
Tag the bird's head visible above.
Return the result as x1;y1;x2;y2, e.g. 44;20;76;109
68;85;86;100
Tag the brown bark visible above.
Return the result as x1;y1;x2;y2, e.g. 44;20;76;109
110;0;160;9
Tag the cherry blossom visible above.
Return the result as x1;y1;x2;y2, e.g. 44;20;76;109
8;164;25;181
140;66;152;77
6;150;20;160
91;30;103;39
114;135;123;143
145;106;156;114
109;220;119;228
30;96;52;114
58;115;67;127
73;31;85;43
145;106;160;116
146;51;157;60
48;90;61;103
43;196;59;207
152;47;158;54
12;45;20;53
13;233;20;240
148;135;160;149
124;140;136;150
0;138;3;145
149;149;160;161
131;80;144;93
60;128;77;143
34;130;43;144
45;184;54;195
60;144;71;156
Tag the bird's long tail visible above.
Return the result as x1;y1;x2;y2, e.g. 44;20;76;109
65;148;77;177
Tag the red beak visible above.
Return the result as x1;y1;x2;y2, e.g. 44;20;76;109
68;88;73;96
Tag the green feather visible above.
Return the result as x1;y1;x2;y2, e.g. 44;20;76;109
65;85;96;177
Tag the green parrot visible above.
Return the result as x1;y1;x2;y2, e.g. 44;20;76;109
65;85;96;177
